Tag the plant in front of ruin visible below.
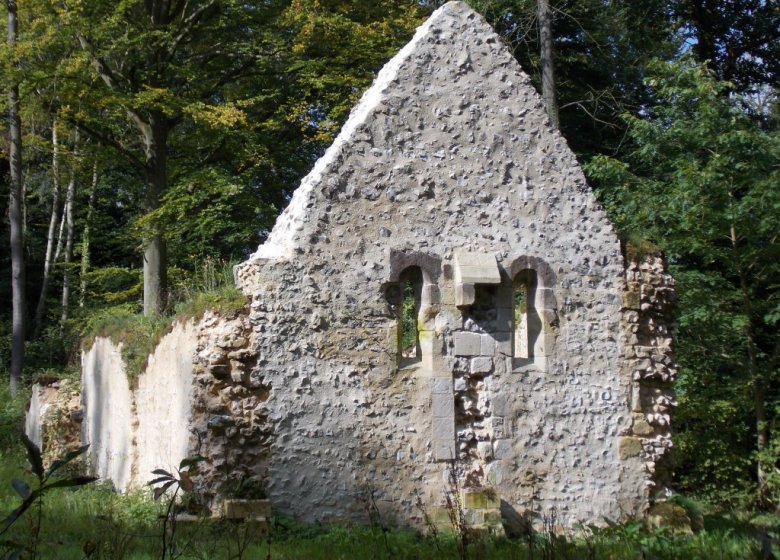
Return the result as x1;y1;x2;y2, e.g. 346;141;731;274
441;459;472;560
0;433;96;558
148;455;205;560
358;483;394;558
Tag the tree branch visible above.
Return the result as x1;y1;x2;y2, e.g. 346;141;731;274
65;116;146;173
76;33;125;91
76;33;155;148
170;0;218;55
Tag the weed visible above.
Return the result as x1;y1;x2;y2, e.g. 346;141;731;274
359;483;392;558
442;459;470;560
0;434;96;558
622;237;663;262
148;455;205;560
414;489;442;553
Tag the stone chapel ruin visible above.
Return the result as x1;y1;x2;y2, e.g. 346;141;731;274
28;1;677;531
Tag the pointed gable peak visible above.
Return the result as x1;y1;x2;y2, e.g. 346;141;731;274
252;0;555;261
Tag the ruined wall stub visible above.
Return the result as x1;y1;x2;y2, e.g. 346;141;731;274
80;322;199;492
225;1;675;528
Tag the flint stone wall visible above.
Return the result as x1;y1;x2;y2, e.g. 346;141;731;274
228;1;675;526
25;379;82;466
70;1;677;529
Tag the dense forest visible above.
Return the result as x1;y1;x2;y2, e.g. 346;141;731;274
1;0;778;512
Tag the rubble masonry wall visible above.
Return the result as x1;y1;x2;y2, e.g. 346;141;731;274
68;1;677;529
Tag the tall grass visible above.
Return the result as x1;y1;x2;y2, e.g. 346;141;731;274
80;258;246;385
0;506;768;560
0;432;774;560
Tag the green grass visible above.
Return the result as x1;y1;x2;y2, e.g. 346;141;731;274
0;437;775;560
1;383;777;559
623;236;664;263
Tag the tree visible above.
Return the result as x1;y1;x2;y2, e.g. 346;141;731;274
467;0;678;157
537;0;559;128
32;120;62;338
48;0;290;316
59;129;78;324
672;0;780;92
5;0;26;394
587;59;780;505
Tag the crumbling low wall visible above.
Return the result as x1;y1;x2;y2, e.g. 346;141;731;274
620;253;677;503
80;320;200;491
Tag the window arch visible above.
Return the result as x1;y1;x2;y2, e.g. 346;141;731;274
385;250;442;369
507;256;558;371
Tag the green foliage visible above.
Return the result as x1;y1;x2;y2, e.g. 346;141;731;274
148;455;205;559
586;57;780;506
168;258;246;321
0;442;159;559
138;168;267;265
513;281;527;329
758;401;780;504
81;267;143;306
0;434;96;558
401;282;418;355
0;384;26;453
0;493;749;559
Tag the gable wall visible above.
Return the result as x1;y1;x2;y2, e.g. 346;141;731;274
233;2;646;527
58;2;676;530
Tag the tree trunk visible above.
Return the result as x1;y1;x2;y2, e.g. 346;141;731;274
7;0;25;394
538;0;560;129
730;220;770;505
141;114;169;317
60;132;78;325
79;158;98;308
689;0;717;74
33;120;63;339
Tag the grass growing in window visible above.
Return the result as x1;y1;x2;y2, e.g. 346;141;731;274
401;282;419;358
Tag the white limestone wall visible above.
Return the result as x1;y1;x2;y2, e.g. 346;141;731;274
81;338;133;491
81;320;199;492
231;1;667;528
25;384;45;449
134;321;198;485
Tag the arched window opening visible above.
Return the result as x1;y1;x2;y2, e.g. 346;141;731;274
513;270;541;361
398;266;423;364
